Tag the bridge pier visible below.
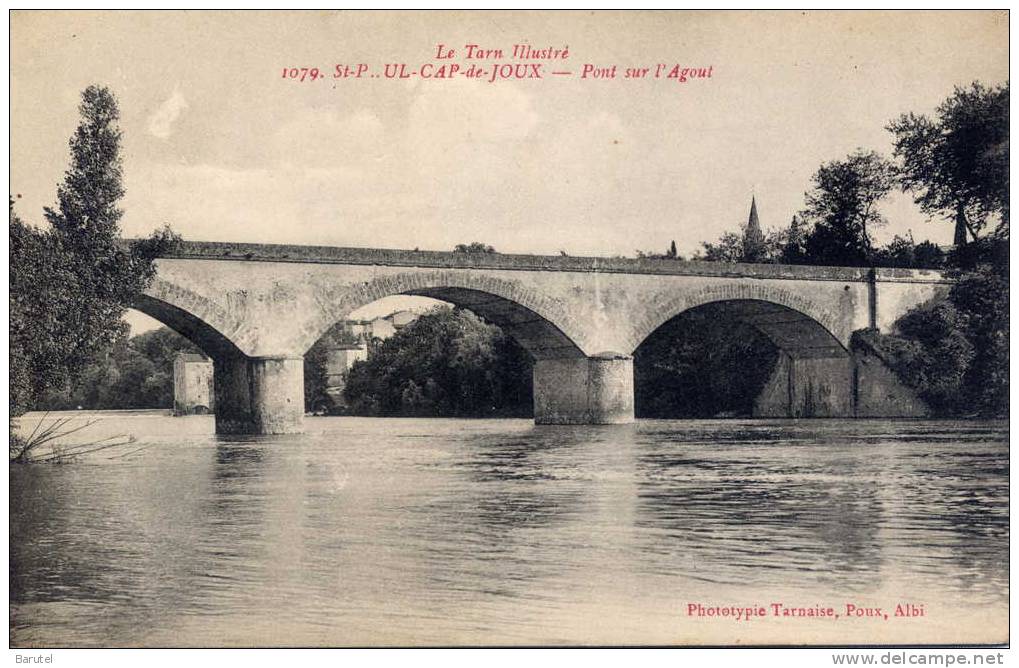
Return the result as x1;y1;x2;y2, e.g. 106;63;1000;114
533;355;634;424
753;353;854;418
214;355;305;435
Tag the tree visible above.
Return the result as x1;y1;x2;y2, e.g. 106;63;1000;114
695;228;785;264
303;343;333;414
453;242;497;254
888;81;1009;243
873;235;917;268
302;321;364;414
800;150;895;266
343;306;532;417
694;198;787;264
742;231;767;263
695;231;743;262
779;215;809;264
10;85;178;416
636;240;685;261
913;240;946;269
130;326;202;372
946;242;1009;416
856;235;1007;417
854;302;974;416
37;326;200;410
10;202;81;413
870;235;945;269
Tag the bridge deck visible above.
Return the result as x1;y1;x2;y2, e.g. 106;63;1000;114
133;239;949;284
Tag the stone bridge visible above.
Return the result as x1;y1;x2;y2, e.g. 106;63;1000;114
133;240;950;434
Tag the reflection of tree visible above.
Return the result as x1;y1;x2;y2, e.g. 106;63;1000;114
446;435;583;528
901;440;1009;600
10;445;220;645
631;421;1009;603
632;432;885;590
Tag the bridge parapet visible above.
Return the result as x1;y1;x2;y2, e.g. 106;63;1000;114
140;239;949;284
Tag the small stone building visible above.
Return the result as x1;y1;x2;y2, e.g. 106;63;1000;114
173;353;215;415
324;344;368;406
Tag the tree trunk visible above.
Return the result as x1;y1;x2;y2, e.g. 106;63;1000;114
954;202;969;246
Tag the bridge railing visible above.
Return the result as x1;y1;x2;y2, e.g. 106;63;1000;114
123;239;950;284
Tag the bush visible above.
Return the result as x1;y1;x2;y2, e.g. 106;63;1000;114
862;301;975;414
854;238;1007;418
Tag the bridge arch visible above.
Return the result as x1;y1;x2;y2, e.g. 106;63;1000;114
297;270;588;360
631;287;854;419
132;278;248;359
627;282;848;357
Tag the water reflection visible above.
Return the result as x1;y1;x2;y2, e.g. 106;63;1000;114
9;415;1009;646
399;432;588;606
631;421;1007;602
634;450;885;589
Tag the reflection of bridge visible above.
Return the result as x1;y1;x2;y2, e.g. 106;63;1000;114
133;240;949;434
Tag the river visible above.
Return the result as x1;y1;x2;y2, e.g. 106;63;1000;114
9;413;1008;647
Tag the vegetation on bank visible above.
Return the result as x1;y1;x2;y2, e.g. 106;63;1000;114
855;240;1008;417
10;86;177;460
644;82;1008;418
36;327;200;411
342;307;533;417
855;82;1008;418
10;414;137;464
10;86;177;420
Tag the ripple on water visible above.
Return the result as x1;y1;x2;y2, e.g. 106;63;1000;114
9;414;1008;646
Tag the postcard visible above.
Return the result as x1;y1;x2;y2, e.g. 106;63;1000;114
9;10;1009;649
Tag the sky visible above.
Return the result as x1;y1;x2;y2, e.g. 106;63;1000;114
10;11;1009;332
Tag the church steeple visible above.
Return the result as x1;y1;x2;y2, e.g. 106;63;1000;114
742;195;766;262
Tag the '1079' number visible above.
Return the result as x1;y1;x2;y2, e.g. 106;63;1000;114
281;67;322;82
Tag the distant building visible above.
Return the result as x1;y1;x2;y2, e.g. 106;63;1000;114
324;344;368;407
345;310;422;344
389;310;417;329
349;309;419;341
173;353;215;415
366;317;397;340
323;310;423;405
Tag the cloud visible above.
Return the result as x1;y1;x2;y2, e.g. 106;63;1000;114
391;79;542;236
270;107;385;169
407;78;539;146
122;161;388;247
147;88;189;139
